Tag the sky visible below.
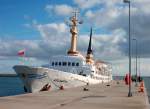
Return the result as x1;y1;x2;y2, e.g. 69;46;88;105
0;0;150;76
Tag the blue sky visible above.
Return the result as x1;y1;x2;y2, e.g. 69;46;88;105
0;0;109;40
0;0;50;40
0;0;150;76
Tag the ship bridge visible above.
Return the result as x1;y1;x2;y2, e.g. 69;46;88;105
50;55;86;67
48;55;92;76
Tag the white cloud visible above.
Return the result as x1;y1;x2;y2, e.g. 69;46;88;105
85;10;95;19
111;58;150;76
1;0;150;75
82;0;150;58
0;56;47;74
85;6;123;28
76;28;127;60
73;0;122;9
0;22;127;60
136;1;150;14
45;4;74;16
36;23;70;49
74;0;102;9
0;22;70;58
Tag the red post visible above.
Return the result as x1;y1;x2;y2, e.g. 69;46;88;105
60;85;64;90
124;73;132;85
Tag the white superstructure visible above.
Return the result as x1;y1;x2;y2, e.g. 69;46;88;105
13;11;112;93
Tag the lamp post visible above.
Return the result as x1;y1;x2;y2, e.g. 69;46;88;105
138;55;141;81
132;38;138;87
123;0;132;97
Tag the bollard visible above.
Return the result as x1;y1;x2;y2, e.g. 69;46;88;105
60;85;64;90
83;83;89;91
83;88;89;91
138;81;144;93
40;84;51;91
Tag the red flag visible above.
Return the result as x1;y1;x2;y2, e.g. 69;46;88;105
18;49;25;56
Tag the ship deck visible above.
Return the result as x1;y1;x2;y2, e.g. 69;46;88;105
0;80;149;109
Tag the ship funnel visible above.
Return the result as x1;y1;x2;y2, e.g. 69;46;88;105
86;27;94;64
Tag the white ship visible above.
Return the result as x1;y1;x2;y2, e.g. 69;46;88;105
13;12;112;93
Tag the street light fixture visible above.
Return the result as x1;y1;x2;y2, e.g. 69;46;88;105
123;0;132;97
124;0;130;3
132;38;138;87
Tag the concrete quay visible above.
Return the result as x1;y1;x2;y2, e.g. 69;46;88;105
0;81;149;109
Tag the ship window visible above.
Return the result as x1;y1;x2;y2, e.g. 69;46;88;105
76;63;79;66
52;62;54;66
72;62;75;66
68;62;71;66
59;62;61;66
55;62;58;66
63;62;67;66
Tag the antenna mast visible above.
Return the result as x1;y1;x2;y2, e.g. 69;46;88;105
67;9;82;56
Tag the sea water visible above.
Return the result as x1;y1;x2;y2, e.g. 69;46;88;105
0;76;25;97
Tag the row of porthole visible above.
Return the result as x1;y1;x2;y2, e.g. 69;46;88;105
51;62;80;67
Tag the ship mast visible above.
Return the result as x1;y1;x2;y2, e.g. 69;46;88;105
67;10;82;56
86;27;94;64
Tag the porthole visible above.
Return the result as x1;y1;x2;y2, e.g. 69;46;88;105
68;62;71;66
72;62;75;66
55;62;58;66
52;62;54;66
63;62;67;66
76;63;79;66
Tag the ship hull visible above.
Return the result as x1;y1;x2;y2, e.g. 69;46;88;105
13;65;112;93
